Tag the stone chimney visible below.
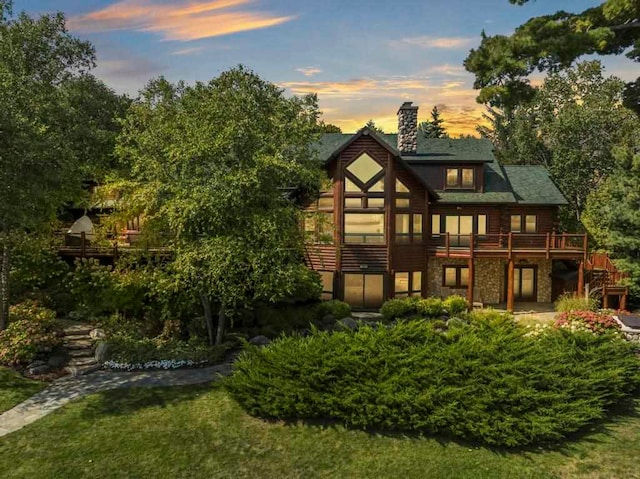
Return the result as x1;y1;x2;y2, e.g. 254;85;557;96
397;102;418;155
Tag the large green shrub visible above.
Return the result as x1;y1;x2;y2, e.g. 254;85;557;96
316;300;351;320
380;298;418;321
226;317;640;447
0;301;63;365
416;297;445;317
443;295;469;315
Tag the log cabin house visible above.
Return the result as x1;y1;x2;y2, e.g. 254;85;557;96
302;102;628;311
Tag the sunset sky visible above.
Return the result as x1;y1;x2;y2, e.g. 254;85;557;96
23;0;639;136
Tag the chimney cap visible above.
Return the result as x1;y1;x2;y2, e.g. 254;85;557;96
398;101;418;113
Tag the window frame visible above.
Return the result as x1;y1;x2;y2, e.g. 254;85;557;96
510;214;537;233
344;212;385;244
444;167;475;190
319;271;334;300
394;271;423;298
442;265;469;288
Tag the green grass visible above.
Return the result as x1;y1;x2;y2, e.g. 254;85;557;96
0;367;46;414
0;383;639;478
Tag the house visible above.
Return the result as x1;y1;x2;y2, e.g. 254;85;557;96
303;102;628;311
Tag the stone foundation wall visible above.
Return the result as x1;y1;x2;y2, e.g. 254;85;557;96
426;257;552;304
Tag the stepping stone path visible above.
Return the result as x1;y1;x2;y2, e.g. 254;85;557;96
0;361;233;438
62;322;100;376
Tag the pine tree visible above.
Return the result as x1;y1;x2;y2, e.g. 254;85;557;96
419;106;448;138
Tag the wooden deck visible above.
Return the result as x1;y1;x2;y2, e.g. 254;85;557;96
428;233;587;259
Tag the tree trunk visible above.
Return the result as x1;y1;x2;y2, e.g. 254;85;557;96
200;293;214;346
216;304;226;346
0;241;10;331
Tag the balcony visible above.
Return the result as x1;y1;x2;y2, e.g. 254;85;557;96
428;233;587;259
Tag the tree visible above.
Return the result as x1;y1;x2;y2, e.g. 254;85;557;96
464;0;640;113
0;1;96;330
479;61;636;230
364;119;385;134
582;129;640;299
319;122;342;133
116;67;323;345
418;106;448;138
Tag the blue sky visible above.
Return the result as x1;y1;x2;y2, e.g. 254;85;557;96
22;0;638;135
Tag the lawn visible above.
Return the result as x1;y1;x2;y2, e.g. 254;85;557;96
0;367;46;414
0;383;639;479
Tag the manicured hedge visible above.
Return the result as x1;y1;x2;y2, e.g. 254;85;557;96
226;314;640;447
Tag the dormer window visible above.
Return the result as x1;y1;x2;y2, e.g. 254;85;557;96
445;167;475;189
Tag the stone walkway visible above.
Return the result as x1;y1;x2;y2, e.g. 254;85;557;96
0;362;233;438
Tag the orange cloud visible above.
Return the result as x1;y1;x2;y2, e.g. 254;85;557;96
68;0;295;41
392;36;476;49
296;66;323;77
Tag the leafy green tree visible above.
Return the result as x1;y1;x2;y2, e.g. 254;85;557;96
479;61;636;229
116;67;323;345
418;106;448;138
319;122;342;133
0;1;96;329
583;130;640;298
464;0;640;113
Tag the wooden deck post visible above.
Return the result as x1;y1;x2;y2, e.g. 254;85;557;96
80;231;86;258
467;235;474;306
603;285;609;309
467;257;474;307
507;258;515;312
577;260;584;297
546;232;550;259
620;293;627;312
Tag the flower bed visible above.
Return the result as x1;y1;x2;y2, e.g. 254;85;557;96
554;310;620;334
102;359;208;371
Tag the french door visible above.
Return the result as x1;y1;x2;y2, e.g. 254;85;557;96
445;215;473;246
343;273;384;309
514;266;536;301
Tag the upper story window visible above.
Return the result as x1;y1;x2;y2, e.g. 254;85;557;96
445;167;475;189
510;214;537;233
304;196;334;244
344;213;384;244
346;153;383;184
395;178;411;209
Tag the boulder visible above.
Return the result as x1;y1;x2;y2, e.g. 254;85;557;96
446;317;467;328
322;314;335;323
94;342;112;363
336;317;358;331
28;364;51;375
27;360;47;369
48;355;67;369
249;335;271;347
89;328;106;340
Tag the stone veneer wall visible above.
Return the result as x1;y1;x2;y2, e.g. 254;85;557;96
426;257;552;304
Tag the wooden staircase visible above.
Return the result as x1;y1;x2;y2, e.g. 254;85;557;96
585;253;629;310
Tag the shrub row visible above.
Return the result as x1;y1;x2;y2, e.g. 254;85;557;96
380;295;469;321
226;314;640;447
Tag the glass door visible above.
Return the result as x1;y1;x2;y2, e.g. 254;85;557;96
514;266;536;301
445;215;473;246
344;274;384;309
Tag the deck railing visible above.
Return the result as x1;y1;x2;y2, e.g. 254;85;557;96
429;232;587;257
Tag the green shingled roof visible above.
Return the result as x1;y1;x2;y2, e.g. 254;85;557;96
503;165;568;205
315;130;568;206
315;133;496;163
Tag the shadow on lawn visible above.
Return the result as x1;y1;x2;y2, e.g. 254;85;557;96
260;396;640;458
78;382;217;419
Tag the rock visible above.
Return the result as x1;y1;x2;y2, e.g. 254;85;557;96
27;360;47;369
28;364;51;375
249;335;271;346
336;317;358;331
48;355;67;369
446;317;467;328
89;328;106;340
94;342;112;363
322;314;335;323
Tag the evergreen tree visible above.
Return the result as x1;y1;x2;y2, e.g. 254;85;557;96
418;106;448;138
